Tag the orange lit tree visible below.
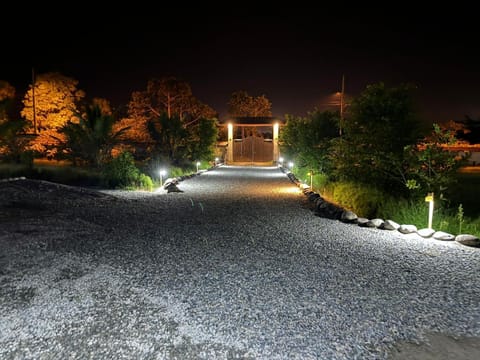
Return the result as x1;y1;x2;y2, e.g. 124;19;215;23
21;72;85;157
118;77;216;156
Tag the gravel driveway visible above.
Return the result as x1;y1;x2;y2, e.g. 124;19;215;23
1;166;479;359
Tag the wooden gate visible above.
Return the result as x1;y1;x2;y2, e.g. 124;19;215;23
233;136;273;163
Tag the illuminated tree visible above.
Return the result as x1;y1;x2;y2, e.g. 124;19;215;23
21;72;85;156
281;110;339;172
329;82;421;193
124;77;216;147
227;90;272;117
128;76;215;123
21;72;85;131
57;105;129;166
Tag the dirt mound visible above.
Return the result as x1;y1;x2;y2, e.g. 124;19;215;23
0;178;114;209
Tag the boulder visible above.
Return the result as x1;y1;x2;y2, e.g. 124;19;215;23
381;219;400;231
357;218;370;227
417;228;435;238
398;224;417;234
366;218;384;228
314;201;343;220
308;193;320;202
340;210;358;223
455;234;480;247
433;231;455;241
164;182;183;193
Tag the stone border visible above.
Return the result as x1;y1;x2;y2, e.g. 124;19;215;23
282;167;480;248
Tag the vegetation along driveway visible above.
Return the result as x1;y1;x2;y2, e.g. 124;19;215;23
1;166;479;359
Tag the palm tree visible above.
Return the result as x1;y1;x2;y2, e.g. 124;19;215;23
58;105;129;167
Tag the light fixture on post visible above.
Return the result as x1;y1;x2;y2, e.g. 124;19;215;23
159;169;166;187
307;170;314;189
425;192;434;229
279;157;284;167
215;157;219;165
288;162;294;170
196;161;201;173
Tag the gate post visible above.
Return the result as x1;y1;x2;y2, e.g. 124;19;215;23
273;122;279;163
227;123;233;164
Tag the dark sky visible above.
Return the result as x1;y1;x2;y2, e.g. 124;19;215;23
2;8;479;123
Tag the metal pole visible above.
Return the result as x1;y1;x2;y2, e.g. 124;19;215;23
32;67;37;134
339;74;345;136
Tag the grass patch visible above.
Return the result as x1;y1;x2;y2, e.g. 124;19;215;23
380;198;480;237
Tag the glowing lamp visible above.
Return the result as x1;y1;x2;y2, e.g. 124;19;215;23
425;192;434;229
159;169;167;187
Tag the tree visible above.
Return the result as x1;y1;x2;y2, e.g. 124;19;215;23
21;72;85;131
0;119;31;164
124;77;216;146
187;118;218;161
227;91;272;117
455;116;480;144
0;80;15;124
56;105;129;167
329;82;421;192
281;110;339;172
404;123;466;198
147;113;188;162
92;97;113;116
21;72;85;156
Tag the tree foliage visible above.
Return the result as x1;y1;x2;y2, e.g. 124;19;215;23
21;72;85;131
147;113;187;162
57;105;129;167
187;118;218;161
20;73;85;156
0;80;15;124
329;82;421;192
227;90;272;117
146;112;218;164
126;77;216;143
281;110;339;172
0;119;31;163
404;123;466;198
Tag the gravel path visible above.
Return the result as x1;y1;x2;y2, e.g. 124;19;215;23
1;166;479;359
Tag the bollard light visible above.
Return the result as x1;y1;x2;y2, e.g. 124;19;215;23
425;192;434;229
196;161;201;172
159;169;166;187
215;157;219;165
307;170;313;189
288;162;294;170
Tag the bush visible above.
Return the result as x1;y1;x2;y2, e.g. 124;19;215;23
332;182;387;218
102;151;152;190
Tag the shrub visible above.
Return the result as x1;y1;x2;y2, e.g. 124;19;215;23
332;182;387;218
102;151;152;190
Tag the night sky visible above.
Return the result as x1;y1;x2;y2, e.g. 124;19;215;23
2;8;479;123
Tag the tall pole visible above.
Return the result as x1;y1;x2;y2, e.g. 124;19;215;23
32;68;37;134
339;74;345;136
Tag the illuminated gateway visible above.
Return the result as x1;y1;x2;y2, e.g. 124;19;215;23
218;117;285;165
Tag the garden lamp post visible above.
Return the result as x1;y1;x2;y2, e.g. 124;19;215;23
159;169;166;187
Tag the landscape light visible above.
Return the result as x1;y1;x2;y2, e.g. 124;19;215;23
425;192;434;229
159;169;167;187
196;161;201;172
288;162;294;169
279;157;284;166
